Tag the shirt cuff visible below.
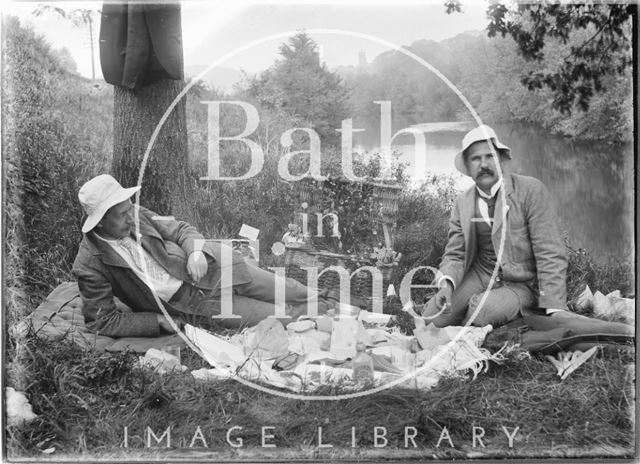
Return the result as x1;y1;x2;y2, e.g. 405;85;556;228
545;308;566;315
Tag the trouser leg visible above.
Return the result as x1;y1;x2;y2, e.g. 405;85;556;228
422;268;486;327
547;311;634;336
170;262;332;328
421;267;536;328
233;258;312;303
463;281;535;327
223;294;295;328
170;285;320;328
233;259;332;315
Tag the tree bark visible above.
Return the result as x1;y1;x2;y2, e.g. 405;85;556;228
111;78;188;215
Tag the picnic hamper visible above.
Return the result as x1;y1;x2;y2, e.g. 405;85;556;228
283;176;403;311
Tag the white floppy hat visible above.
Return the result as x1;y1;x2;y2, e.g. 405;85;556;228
78;174;140;233
454;124;511;176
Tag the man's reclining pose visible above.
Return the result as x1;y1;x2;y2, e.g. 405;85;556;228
73;174;333;338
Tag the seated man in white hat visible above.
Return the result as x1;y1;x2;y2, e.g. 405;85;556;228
72;174;334;338
421;124;568;327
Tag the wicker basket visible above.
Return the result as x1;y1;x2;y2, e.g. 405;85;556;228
284;244;391;311
286;177;402;311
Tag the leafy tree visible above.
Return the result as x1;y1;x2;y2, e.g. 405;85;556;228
246;32;350;148
341;39;466;131
342;29;631;142
50;47;78;73
33;5;99;79
446;1;635;113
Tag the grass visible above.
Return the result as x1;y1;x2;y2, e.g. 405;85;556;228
6;329;634;459
565;244;635;312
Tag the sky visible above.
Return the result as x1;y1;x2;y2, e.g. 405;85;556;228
4;0;489;79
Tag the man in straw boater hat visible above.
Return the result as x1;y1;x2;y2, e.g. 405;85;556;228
421;125;570;327
72;174;335;338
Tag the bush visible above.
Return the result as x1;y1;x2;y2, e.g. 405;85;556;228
394;175;457;280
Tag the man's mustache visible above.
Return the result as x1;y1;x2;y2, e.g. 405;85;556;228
478;168;494;177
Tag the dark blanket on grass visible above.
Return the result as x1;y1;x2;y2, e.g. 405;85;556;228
26;282;186;353
482;312;634;354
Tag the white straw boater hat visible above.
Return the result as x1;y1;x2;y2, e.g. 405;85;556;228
455;124;511;176
78;174;140;233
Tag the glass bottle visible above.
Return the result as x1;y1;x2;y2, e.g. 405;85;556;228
352;341;374;384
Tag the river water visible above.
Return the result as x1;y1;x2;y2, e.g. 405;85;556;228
354;121;634;264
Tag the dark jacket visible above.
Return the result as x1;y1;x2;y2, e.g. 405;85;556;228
72;207;251;337
438;173;568;310
99;3;183;89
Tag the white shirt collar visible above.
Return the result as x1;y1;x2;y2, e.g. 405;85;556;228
476;177;503;199
92;231;141;244
92;231;119;245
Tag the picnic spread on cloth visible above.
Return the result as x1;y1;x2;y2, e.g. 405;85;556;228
21;282;504;391
184;311;497;392
21;281;634;392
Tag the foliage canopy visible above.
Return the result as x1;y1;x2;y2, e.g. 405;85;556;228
446;1;634;113
246;32;351;147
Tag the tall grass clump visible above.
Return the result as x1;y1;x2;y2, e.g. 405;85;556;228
419;345;635;454
7;334;143;456
3;16;114;404
3;16;113;305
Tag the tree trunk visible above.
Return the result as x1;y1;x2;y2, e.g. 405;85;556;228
111;78;188;215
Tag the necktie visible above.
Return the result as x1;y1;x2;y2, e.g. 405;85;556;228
480;195;497;218
118;236;168;280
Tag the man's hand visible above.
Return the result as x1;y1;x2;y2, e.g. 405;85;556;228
420;280;453;319
434;281;453;311
187;250;208;282
157;314;183;333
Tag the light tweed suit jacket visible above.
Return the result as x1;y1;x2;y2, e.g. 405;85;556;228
438;173;568;310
